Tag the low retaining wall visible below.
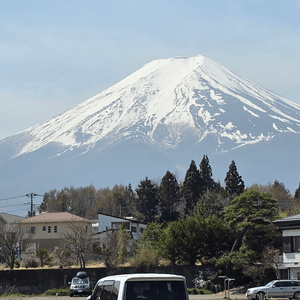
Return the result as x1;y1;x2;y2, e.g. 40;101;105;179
0;265;205;294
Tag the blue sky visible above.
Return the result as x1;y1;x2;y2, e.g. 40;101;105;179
1;0;300;140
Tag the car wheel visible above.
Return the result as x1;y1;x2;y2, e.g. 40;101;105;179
70;294;74;297
294;292;300;300
256;292;265;300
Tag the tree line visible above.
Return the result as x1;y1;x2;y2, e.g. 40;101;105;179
3;154;300;285
36;154;300;285
40;155;299;223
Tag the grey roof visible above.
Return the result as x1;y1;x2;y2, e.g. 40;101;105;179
273;214;300;223
0;212;24;224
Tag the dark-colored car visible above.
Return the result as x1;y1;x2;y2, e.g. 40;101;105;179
69;271;91;297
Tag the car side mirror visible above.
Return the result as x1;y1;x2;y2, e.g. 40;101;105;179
68;282;71;285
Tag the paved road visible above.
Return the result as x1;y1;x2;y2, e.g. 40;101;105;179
0;293;247;300
189;292;246;299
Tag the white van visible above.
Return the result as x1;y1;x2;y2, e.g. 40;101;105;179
88;273;189;300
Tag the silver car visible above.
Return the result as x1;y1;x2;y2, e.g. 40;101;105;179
69;272;91;297
246;280;300;300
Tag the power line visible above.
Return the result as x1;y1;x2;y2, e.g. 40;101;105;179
25;193;43;217
0;193;44;217
0;195;27;201
0;203;28;208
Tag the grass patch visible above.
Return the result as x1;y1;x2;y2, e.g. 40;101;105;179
188;288;213;295
44;288;70;296
0;294;36;297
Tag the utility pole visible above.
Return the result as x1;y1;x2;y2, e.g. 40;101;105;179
26;193;43;217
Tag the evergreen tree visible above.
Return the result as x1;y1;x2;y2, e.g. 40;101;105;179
111;184;136;217
181;160;204;215
135;177;159;223
295;182;300;199
195;191;226;217
271;180;293;211
157;171;180;222
294;182;300;207
199;154;215;192
219;190;281;275
160;213;230;265
224;190;279;253
224;160;245;198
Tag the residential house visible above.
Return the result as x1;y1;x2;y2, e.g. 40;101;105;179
97;212;147;247
0;212;24;227
0;212;24;260
18;212;92;253
273;214;300;279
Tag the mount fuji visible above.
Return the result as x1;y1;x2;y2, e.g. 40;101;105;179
1;54;300;215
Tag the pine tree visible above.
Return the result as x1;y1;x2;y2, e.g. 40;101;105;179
181;160;205;215
224;160;245;198
135;177;159;223
295;182;300;203
271;180;293;211
157;171;180;222
199;154;215;192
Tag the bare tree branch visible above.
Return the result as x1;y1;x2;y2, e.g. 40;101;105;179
0;223;33;269
60;221;93;269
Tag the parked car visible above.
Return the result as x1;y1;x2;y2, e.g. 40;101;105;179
88;273;189;300
246;280;300;300
69;271;91;297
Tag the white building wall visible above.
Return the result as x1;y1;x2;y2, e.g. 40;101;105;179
98;214;147;240
283;229;300;237
98;215;121;232
279;228;300;278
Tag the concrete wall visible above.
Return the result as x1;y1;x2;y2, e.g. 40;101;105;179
0;265;206;294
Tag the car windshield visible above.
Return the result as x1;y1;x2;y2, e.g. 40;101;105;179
265;281;276;287
125;280;187;300
72;278;89;284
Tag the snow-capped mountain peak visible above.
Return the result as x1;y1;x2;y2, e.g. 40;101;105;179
14;55;300;157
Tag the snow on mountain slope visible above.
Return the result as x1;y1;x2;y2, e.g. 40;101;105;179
14;54;300;158
1;54;300;215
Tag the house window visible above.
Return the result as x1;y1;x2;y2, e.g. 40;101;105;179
43;226;46;231
48;226;51;233
26;227;35;234
54;226;57;233
283;236;292;253
140;228;144;233
131;226;137;233
283;236;300;253
293;236;300;252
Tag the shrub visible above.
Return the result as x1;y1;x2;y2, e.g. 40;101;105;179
14;259;20;268
129;245;160;267
44;288;69;296
24;259;39;268
36;248;48;267
187;288;213;295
